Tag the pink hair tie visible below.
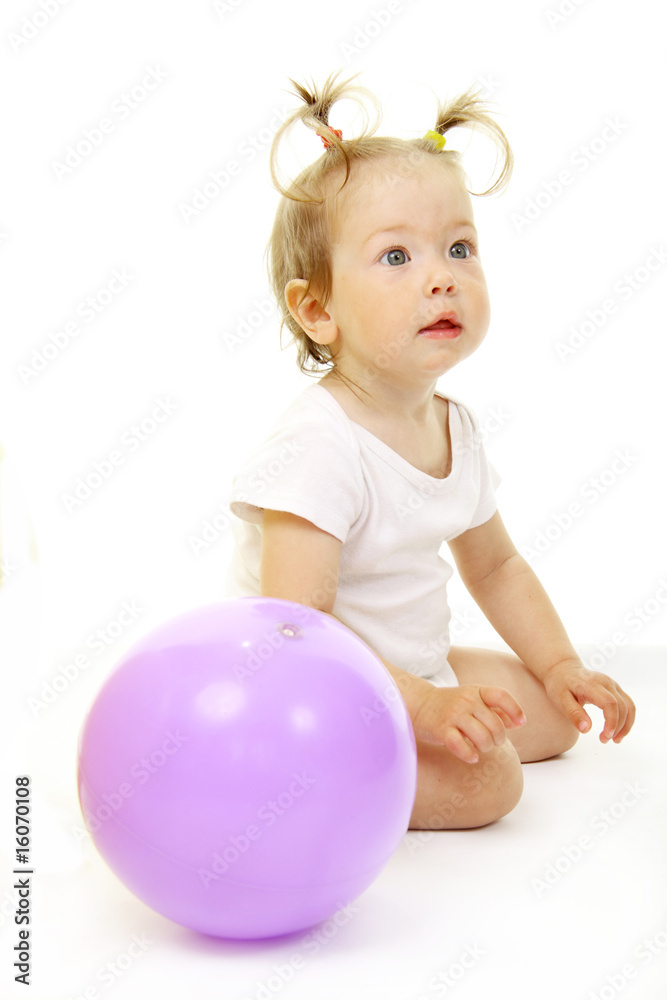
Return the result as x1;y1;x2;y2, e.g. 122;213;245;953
319;127;343;150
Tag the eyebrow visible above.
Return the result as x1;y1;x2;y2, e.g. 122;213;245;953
362;221;476;245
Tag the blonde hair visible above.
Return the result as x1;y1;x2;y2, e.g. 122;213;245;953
266;69;513;382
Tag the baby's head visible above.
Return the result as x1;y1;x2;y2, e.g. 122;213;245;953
266;71;513;396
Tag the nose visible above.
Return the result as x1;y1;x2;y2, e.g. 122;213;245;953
425;257;456;295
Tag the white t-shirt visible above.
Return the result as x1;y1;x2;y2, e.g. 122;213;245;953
223;383;500;685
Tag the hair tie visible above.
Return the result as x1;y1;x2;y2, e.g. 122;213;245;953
319;128;444;150
423;129;447;150
319;127;343;150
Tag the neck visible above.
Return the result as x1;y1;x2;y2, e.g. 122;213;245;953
321;369;440;426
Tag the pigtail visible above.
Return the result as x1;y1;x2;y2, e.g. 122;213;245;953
428;88;514;196
266;71;515;380
269;69;381;201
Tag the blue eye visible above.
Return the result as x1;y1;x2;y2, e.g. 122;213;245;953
379;247;409;266
450;241;476;259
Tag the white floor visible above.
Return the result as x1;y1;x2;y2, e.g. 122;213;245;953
1;565;665;999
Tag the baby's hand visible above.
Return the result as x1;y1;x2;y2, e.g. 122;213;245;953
412;684;526;764
542;659;636;743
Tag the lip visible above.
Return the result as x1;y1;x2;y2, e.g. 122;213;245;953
418;326;462;339
417;311;462;338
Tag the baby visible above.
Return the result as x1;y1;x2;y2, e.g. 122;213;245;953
225;70;636;831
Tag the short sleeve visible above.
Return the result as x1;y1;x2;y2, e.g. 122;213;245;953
227;400;365;544
467;455;501;530
449;397;502;532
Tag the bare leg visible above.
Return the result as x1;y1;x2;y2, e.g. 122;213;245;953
409;736;524;830
447;645;580;763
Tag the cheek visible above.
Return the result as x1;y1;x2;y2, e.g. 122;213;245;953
471;275;490;313
467;279;491;334
479;294;491;331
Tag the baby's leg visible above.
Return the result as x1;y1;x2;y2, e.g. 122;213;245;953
447;646;580;763
409;737;523;830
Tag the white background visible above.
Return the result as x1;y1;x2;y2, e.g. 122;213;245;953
0;0;665;659
0;2;665;998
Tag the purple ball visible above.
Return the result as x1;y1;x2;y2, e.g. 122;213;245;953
77;598;417;939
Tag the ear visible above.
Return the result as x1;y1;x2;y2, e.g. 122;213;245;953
284;279;339;346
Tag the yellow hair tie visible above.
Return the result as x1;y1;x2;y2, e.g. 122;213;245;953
423;129;447;150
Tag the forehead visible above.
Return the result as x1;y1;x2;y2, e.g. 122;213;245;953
328;154;473;243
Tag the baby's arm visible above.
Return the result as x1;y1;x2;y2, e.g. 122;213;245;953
259;508;431;719
447;510;636;743
260;508;525;762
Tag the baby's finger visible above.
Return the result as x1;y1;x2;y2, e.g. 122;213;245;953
612;692;637;743
557;688;593;733
494;707;524;730
443;727;481;764
472;704;509;746
608;696;628;741
480;686;526;727
459;714;499;755
593;689;621;742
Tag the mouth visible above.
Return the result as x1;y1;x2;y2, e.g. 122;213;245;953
417;313;462;339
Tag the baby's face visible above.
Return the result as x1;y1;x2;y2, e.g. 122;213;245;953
324;155;491;382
